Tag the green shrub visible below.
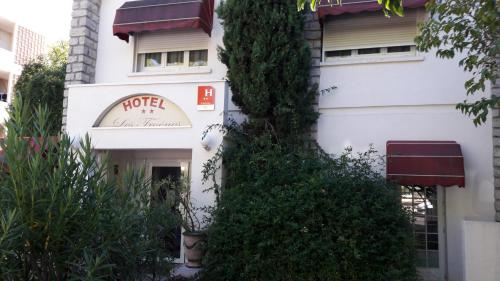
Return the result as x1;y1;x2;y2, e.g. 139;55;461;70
0;99;178;280
217;0;317;140
201;138;418;281
14;41;67;134
200;0;418;279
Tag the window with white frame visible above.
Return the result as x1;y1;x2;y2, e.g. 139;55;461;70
189;50;208;66
322;9;425;62
135;30;209;72
401;186;440;269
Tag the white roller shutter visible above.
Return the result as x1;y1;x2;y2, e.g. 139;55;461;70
136;29;209;53
323;10;419;51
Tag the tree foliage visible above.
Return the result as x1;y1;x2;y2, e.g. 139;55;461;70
0;99;178;280
299;0;406;16
200;0;418;279
416;0;499;125
218;0;318;140
200;126;418;281
14;41;68;134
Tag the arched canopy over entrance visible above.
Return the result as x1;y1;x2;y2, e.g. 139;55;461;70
94;94;192;128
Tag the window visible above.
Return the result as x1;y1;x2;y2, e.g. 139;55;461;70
401;186;439;268
135;30;210;72
137;50;208;71
388;45;412;53
189;50;208;66
357;47;381;55
144;53;162;67
322;9;423;62
324;45;415;60
325;50;352;58
167;51;184;66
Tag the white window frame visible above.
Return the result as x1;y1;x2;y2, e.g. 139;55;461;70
323;45;417;62
140;52;164;71
402;185;447;281
321;8;427;66
135;49;209;73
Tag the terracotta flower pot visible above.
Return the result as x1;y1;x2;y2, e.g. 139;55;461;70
183;231;207;268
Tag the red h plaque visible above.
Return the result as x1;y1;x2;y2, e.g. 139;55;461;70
197;86;215;111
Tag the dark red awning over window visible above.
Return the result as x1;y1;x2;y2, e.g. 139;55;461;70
386;141;465;187
317;0;427;18
113;0;214;42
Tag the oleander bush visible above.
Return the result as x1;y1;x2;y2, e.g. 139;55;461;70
0;99;178;281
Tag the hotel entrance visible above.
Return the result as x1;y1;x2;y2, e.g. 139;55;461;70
105;149;192;263
66;81;227;265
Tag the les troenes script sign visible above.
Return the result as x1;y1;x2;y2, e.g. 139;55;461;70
96;94;192;128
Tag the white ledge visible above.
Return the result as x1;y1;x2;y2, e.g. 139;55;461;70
128;67;212;77
320;55;425;67
67;79;226;88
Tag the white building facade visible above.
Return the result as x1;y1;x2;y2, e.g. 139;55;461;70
63;0;499;280
0;16;46;126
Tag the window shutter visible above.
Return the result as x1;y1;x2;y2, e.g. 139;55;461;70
136;29;209;53
323;10;419;51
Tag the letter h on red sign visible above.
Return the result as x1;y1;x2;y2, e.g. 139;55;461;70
197;86;215;111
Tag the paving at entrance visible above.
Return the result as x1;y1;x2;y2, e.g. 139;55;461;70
144;264;201;281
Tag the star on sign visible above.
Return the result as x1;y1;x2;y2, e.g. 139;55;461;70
141;109;146;114
150;109;154;114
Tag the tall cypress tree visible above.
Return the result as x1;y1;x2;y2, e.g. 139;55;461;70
218;0;317;140
200;1;418;280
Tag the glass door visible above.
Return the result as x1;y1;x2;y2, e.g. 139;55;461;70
401;186;446;281
149;160;190;263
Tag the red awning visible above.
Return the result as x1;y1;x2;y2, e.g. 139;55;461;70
113;0;214;42
386;141;465;187
317;0;428;18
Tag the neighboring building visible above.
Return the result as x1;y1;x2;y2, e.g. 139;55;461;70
0;16;46;124
15;25;46;66
63;0;499;280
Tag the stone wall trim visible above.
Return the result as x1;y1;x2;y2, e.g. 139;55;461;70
62;0;101;130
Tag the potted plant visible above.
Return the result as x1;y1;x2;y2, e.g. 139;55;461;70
170;177;207;268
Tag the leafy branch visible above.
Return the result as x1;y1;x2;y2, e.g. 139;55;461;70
415;0;499;125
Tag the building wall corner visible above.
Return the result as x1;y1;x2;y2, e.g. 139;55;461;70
304;9;321;138
62;0;101;130
493;57;500;222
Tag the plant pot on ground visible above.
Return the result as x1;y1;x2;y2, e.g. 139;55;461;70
182;230;207;268
162;177;208;268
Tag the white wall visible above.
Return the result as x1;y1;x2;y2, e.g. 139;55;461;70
78;2;497;279
0;29;13;50
463;220;500;281
318;51;493;281
68;0;230;230
66;81;227;210
95;0;227;84
0;17;19;124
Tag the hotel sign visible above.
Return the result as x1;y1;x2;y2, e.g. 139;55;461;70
197;86;215;111
96;94;192;128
